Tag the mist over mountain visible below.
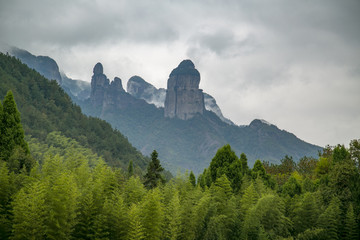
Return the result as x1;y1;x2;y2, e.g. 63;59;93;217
7;47;322;173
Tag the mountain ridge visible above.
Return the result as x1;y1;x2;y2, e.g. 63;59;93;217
6;47;322;173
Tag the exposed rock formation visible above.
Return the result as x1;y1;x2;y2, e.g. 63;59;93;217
90;63;145;112
164;60;205;120
127;76;166;108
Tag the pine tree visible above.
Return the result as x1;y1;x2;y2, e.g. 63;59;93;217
144;150;165;189
344;203;358;240
240;153;249;174
293;192;319;234
189;171;196;187
317;197;341;240
0;91;32;171
128;160;134;178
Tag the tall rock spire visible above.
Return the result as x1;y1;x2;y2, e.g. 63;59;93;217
164;60;205;120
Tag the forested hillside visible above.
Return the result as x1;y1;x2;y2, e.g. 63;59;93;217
0;90;359;239
0;53;147;170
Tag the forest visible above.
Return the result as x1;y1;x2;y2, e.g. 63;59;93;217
0;89;360;240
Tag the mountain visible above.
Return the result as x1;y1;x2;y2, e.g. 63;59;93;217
6;47;322;173
0;52;148;170
127;75;167;108
80;61;322;173
127;69;234;125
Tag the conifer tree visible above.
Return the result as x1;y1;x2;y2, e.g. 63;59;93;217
293;192;319;234
317;197;341;240
240;153;249;174
144;150;165;189
0;91;29;158
189;171;196;187
344;203;358;240
128;160;134;178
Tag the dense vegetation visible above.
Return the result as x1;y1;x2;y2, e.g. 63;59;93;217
1;90;360;239
0;53;147;170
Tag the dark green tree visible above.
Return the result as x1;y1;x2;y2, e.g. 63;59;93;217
282;176;302;197
143;150;165;189
128;160;134;178
0;91;32;172
317;197;341;240
332;144;351;164
189;171;196;187
240;153;249;174
209;144;242;191
344;203;358;240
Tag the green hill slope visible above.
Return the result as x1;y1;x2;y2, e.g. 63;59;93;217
0;53;147;170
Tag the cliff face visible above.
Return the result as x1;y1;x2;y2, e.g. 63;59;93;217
89;62;146;113
164;60;205;120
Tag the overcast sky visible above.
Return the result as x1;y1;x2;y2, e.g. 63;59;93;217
1;0;359;147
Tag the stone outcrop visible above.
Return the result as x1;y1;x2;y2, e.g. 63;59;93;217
127;76;166;108
90;63;146;113
90;62;127;109
164;60;205;120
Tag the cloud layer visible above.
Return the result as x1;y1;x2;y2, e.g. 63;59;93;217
1;0;359;147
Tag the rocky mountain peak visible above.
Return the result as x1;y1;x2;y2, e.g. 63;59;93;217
93;62;104;75
170;59;200;78
111;77;125;92
90;62;110;107
164;59;205;120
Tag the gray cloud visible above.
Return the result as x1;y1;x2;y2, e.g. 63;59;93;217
0;0;359;147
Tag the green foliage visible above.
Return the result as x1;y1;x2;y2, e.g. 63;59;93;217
209;144;243;191
0;91;33;172
293;193;319;235
317;197;341;240
282;175;302;197
344;203;358;240
143;150;165;189
141;188;164;240
332;144;351;163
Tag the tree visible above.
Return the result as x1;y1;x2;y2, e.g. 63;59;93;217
128;160;134;178
240;153;249;174
189;171;196;187
141;188;164;240
349;139;360;169
128;203;145;240
344;203;358;240
11;181;47;240
209;145;242;191
293;193;319;235
317;197;341;240
282;176;302;197
143;150;165;189
0;91;32;171
164;190;182;240
332;144;351;163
